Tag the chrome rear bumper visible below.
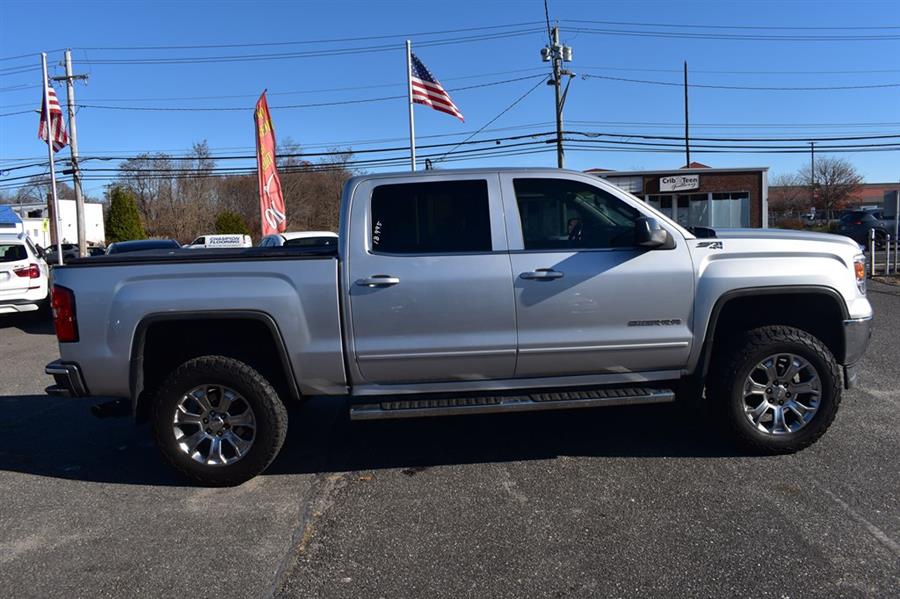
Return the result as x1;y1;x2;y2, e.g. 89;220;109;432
45;360;89;397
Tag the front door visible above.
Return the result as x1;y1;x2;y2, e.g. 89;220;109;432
501;173;695;378
346;174;517;384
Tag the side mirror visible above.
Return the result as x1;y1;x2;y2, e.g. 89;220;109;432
635;217;670;248
35;245;46;258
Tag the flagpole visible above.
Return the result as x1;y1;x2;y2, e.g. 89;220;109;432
41;52;63;266
405;40;416;172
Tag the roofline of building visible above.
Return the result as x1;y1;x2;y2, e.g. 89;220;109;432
769;182;900;189
587;167;769;176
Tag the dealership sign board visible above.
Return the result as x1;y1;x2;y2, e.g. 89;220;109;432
660;175;700;192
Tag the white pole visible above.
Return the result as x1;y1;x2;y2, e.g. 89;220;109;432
405;40;416;172
41;52;63;266
63;49;87;258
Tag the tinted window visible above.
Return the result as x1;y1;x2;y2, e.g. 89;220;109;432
513;178;641;250
1;243;27;262
284;236;337;248
843;212;877;223
371;180;491;254
107;240;179;254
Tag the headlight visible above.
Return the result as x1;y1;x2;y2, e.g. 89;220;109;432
854;254;866;295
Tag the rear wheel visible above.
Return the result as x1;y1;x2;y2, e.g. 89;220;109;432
710;326;841;454
152;355;288;486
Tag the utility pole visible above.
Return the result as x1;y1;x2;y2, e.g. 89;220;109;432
684;61;690;167
51;50;88;257
542;26;573;168
809;141;816;215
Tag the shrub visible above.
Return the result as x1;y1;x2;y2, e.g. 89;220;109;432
214;211;252;236
105;186;146;243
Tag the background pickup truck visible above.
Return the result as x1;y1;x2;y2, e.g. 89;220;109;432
46;168;873;485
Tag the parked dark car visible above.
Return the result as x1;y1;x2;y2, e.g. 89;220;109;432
837;211;887;248
106;239;181;255
43;243;80;264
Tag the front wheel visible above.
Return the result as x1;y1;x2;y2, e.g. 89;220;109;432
710;326;842;454
152;355;288;486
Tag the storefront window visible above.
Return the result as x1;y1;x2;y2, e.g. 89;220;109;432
711;192;750;228
645;192;749;228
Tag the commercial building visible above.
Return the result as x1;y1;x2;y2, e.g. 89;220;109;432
7;199;105;247
587;163;769;229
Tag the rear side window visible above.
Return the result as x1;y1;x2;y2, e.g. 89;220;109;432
371;180;492;254
1;244;28;262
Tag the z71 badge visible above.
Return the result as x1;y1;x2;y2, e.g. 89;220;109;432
696;241;723;249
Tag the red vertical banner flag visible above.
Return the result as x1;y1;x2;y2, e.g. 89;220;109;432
255;92;287;236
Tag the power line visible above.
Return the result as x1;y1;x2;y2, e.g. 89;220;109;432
71;74;547;112
77;29;544;66
567;26;900;41
433;77;548;164
561;18;900;31
74;22;546;51
576;65;900;75
581;73;900;91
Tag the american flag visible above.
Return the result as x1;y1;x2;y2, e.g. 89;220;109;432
410;54;464;121
38;84;68;152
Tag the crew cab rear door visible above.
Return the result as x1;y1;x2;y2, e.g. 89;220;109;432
500;172;695;378
345;173;517;384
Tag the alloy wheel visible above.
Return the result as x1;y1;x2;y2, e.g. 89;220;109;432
172;385;256;466
741;353;821;435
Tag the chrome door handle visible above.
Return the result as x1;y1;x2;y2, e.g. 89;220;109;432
356;275;400;287
520;269;564;280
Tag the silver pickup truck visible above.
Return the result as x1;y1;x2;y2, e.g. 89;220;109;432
45;168;873;485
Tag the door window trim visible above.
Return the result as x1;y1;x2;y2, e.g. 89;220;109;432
365;175;509;257
500;172;684;253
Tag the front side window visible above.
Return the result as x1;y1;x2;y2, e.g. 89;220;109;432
514;178;641;250
371;180;491;254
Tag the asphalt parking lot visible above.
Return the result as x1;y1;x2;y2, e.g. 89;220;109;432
1;284;898;598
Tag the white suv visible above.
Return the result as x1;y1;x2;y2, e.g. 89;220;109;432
0;233;49;315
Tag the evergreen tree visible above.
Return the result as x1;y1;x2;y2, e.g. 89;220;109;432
214;210;252;236
105;186;146;243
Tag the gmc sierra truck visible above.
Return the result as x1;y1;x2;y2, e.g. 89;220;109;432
45;168;873;485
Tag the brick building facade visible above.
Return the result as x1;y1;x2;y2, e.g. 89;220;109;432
587;165;769;228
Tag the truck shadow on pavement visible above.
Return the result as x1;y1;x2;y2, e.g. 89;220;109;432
0;314;54;334
0;393;743;487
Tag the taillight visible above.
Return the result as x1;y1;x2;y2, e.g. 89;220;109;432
51;285;79;343
13;264;40;279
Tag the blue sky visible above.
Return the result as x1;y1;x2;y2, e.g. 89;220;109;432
1;0;898;199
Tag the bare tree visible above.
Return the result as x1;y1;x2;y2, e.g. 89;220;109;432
769;173;809;219
13;175;76;205
799;157;862;220
118;153;176;237
114;138;355;242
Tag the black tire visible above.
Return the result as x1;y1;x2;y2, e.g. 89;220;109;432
709;325;841;454
152;355;288;486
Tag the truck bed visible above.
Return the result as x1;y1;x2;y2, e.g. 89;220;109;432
50;246;347;399
63;245;337;267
